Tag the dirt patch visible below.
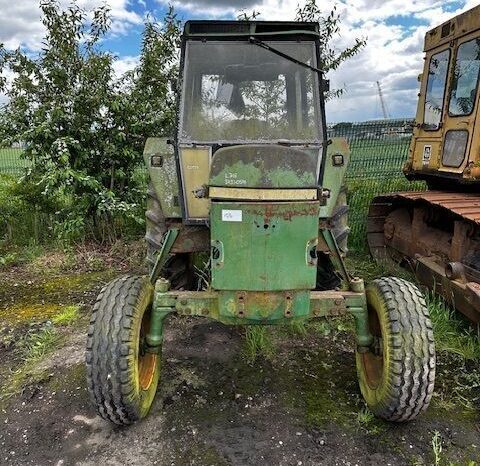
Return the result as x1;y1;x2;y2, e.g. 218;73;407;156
0;250;479;465
0;317;479;466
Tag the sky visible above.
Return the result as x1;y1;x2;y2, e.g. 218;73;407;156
0;0;479;122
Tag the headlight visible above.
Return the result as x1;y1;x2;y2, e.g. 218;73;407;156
442;130;468;167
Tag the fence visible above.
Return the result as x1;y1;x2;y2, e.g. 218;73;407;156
0;119;425;250
0;147;29;175
327;118;426;250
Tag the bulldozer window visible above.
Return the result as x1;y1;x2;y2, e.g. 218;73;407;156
179;40;321;143
424;49;450;130
449;38;480;116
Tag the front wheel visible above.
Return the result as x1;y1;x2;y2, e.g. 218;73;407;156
356;277;435;422
86;275;160;425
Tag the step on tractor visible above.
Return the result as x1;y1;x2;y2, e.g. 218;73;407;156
86;20;435;425
367;5;480;323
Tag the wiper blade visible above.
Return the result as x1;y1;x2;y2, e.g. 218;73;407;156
249;36;322;75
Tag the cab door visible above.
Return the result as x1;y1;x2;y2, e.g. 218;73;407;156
440;33;480;174
411;47;451;172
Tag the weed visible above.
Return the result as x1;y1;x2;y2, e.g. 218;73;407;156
356;406;374;425
0;252;18;267
51;305;80;326
355;405;383;434
0;244;45;268
20;326;61;363
345;254;413;283
432;431;443;466
311;316;354;339
314;319;333;336
0;324;63;403
286;320;308;337
243;326;275;363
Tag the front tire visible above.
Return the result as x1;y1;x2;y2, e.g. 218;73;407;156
356;277;435;422
86;275;160;425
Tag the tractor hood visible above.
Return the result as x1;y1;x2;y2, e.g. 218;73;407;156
209;144;319;189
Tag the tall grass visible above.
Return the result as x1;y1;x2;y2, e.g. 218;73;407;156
427;293;480;361
243;326;275;363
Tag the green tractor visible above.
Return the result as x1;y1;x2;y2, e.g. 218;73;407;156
85;20;435;425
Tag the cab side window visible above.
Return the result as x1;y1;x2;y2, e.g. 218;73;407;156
449;37;480;116
424;49;450;130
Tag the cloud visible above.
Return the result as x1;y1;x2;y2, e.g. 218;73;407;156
0;0;142;51
112;55;140;78
0;2;45;50
183;0;259;6
162;0;263;18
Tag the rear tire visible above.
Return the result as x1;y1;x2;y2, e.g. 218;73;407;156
356;277;435;422
86;275;160;425
331;185;350;256
145;182;167;272
316;186;350;290
145;182;190;289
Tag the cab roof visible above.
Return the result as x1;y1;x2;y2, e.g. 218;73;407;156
183;20;320;39
424;4;480;52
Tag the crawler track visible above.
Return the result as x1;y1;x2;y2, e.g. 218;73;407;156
367;191;480;322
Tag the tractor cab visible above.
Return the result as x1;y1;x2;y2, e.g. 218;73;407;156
175;21;326;222
173;21;333;298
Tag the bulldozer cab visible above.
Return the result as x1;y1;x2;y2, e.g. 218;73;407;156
175;21;327;222
405;5;480;187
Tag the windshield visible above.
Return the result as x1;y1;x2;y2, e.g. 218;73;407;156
179;40;321;143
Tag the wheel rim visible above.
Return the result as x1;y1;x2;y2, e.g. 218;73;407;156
361;297;384;389
138;308;157;392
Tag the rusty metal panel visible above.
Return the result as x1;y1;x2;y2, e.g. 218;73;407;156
179;146;211;220
387;191;480;223
208;187;318;201
209;145;319;188
210;201;319;291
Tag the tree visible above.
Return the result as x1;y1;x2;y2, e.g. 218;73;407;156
122;6;181;139
0;1;180;243
295;0;366;99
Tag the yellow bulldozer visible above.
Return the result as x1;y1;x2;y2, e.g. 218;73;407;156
367;5;480;322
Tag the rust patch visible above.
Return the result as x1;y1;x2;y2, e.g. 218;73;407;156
367;191;480;322
391;191;480;223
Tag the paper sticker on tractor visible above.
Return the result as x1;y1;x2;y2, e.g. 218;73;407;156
86;20;435;426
